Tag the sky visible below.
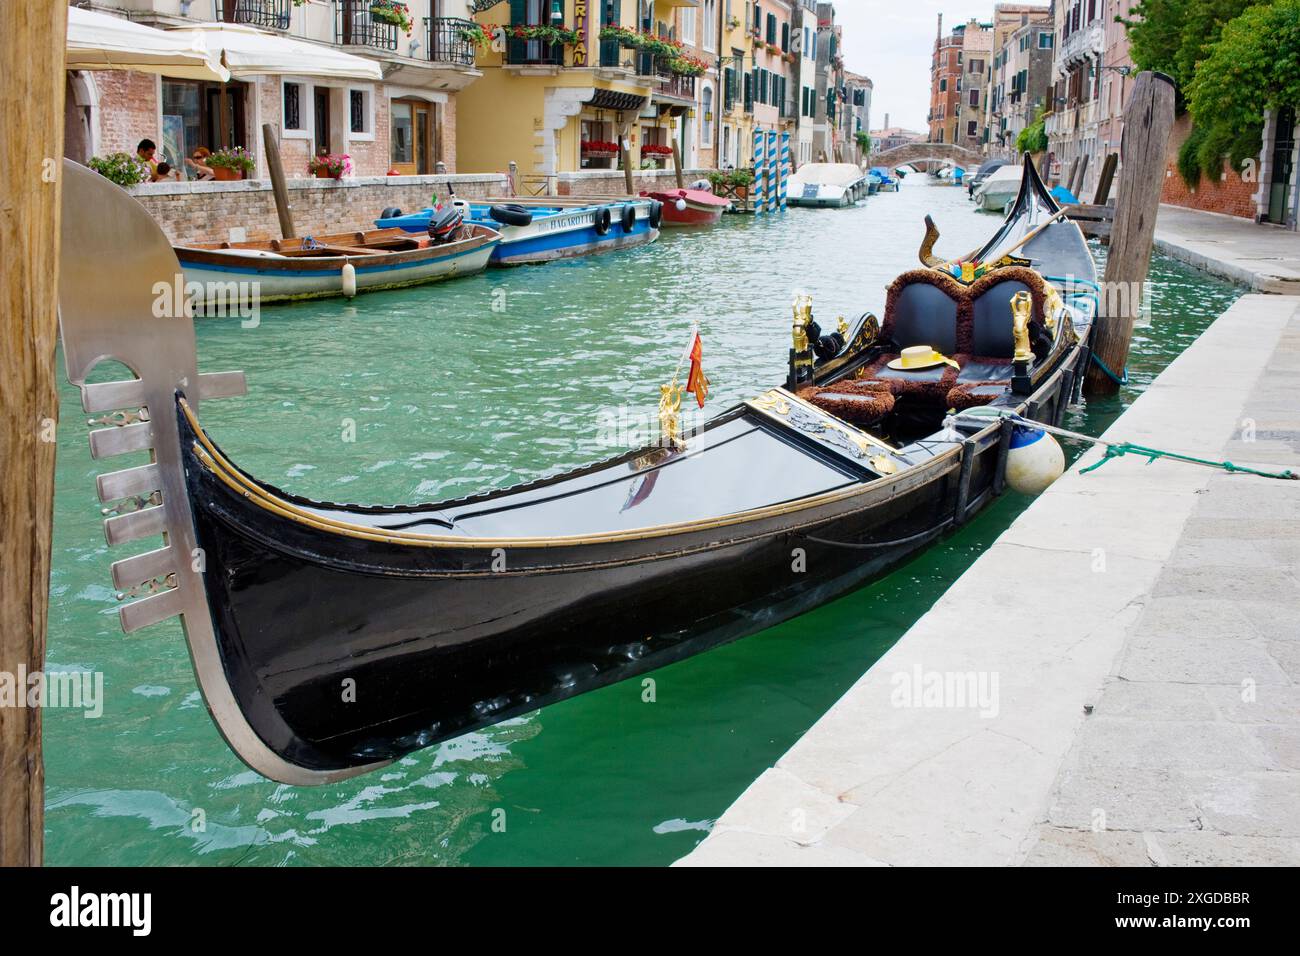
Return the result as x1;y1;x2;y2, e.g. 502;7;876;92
836;1;1008;133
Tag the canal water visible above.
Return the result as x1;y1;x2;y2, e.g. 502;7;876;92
45;177;1241;866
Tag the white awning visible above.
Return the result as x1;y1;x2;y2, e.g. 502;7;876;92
175;23;384;81
65;7;231;83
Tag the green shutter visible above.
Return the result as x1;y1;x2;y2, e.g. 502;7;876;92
508;0;527;63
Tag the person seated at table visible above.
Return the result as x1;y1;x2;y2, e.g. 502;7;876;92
154;161;180;182
185;146;215;181
137;138;161;179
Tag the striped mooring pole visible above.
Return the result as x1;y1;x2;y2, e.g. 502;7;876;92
765;130;779;213
752;129;766;216
779;130;791;211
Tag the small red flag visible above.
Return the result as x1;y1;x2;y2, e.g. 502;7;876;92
685;331;709;409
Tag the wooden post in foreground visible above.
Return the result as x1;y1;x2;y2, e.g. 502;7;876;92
1084;72;1176;396
671;137;685;190
0;0;67;867
262;123;296;240
619;127;636;198
1071;152;1089;198
1093;152;1119;205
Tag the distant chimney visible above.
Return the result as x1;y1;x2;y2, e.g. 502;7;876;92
937;13;943;40
885;113;890;129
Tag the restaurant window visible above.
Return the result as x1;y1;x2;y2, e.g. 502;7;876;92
162;77;248;170
284;81;303;131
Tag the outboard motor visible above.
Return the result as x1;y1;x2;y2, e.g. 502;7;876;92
427;204;465;245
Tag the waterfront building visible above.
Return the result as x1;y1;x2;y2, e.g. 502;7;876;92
987;7;1053;152
747;0;796;158
953;18;992;153
928;14;962;145
791;0;819;166
457;1;701;188
811;2;842;161
1045;0;1105;189
717;0;753;169
63;1;483;178
841;70;872;164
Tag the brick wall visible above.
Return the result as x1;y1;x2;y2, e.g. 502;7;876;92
442;98;457;173
128;174;508;245
95;71;158;157
554;169;716;197
1160;115;1261;221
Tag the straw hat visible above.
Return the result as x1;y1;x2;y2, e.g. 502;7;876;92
887;345;961;372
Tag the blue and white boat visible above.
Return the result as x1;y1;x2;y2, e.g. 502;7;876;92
376;198;661;266
869;167;900;192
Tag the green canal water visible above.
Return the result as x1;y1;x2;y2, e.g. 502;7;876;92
45;179;1241;866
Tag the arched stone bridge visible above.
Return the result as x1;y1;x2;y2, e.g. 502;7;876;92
868;142;988;170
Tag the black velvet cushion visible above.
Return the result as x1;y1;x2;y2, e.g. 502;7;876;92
970;280;1031;357
890;282;959;354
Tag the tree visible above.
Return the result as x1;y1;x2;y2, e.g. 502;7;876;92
1187;0;1300;180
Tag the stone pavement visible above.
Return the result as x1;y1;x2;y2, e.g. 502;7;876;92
1155;205;1300;294
677;294;1300;867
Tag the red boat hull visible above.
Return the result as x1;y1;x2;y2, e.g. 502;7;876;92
642;189;729;227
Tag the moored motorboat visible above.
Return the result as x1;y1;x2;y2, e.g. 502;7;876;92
640;186;730;226
58;156;1096;783
376;197;660;265
973;164;1024;213
786;163;872;207
174;224;500;305
869;167;900;192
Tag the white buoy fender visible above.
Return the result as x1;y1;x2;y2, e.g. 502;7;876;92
341;262;357;298
1006;423;1065;495
675;198;688;212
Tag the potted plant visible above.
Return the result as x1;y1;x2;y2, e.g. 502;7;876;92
308;153;353;179
600;25;641;48
511;24;580;45
667;54;707;77
581;140;620;158
458;22;489;47
207;146;255;181
726;15;741;30
368;0;414;34
88;152;151;188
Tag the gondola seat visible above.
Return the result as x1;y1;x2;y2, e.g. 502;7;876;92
796;380;895;427
851;266;1051;409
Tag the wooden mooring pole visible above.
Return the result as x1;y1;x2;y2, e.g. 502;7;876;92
1;1;67;867
671;137;685;190
1084;72;1176;396
262;123;296;240
1093;152;1119;206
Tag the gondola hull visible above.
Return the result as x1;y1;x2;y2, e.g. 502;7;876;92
179;381;1062;773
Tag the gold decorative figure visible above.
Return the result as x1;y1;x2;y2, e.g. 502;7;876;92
1011;290;1034;363
792;294;812;353
659;383;684;448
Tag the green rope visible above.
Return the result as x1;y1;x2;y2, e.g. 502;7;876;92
1089;350;1129;386
1078;442;1298;480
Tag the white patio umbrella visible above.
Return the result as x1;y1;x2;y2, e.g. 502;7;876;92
65;7;231;82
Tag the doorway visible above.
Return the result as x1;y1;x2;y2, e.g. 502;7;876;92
390;98;439;175
1266;106;1295;225
201;82;248;152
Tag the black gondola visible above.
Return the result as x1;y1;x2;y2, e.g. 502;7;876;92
58;157;1098;785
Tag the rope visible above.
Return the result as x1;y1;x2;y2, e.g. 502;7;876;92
1089;350;1129;385
949;410;1297;481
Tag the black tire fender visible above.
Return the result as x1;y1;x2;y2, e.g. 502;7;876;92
619;204;637;233
489;203;534;227
594;206;612;235
379;207;403;220
647;200;663;229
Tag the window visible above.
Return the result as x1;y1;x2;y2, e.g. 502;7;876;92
939;78;947;92
283;81;304;132
969;88;979;108
967;121;977;138
681;8;696;45
781;22;789;52
766;13;776;45
804;27;810;55
702;85;713;141
703;0;716;51
349;88;372;136
1039;32;1053;48
968;58;983;75
724;67;735;111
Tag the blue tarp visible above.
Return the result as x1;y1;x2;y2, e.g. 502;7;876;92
1051;185;1080;204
